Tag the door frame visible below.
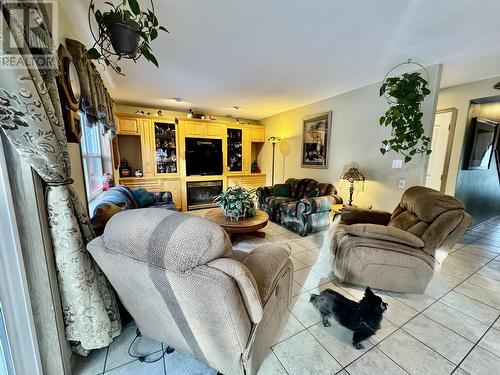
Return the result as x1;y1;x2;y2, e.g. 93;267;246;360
434;108;458;192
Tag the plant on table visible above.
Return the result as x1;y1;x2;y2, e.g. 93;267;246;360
379;72;432;163
214;185;256;221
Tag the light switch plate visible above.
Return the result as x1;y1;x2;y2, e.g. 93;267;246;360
392;159;403;169
398;179;406;189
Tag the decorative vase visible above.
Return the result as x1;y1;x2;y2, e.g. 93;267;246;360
103;12;140;57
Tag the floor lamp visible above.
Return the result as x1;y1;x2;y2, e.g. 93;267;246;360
267;136;281;185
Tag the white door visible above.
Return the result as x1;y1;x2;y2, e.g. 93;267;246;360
425;111;453;191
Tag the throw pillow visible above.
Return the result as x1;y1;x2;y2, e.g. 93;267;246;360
273;183;292;197
305;187;320;198
131;188;155;207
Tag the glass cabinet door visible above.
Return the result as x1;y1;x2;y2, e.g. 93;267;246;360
227;128;243;172
155;122;177;174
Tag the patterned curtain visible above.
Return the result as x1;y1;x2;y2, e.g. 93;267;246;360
0;1;121;354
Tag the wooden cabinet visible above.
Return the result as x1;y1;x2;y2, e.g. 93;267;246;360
116;117;139;134
184;122;205;137
161;179;181;208
139;119;155;176
183;121;223;139
250;126;265;142
119;178;162;191
227;174;266;190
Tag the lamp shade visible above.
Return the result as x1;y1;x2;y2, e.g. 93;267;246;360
267;136;282;144
340;167;365;183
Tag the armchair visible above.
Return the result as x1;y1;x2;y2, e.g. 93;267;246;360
257;178;342;236
331;186;472;293
87;208;293;375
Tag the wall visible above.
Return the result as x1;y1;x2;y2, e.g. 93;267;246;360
437;76;500;195
259;65;442;212
453;102;500;224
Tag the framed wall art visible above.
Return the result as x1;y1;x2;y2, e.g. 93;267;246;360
301;111;332;168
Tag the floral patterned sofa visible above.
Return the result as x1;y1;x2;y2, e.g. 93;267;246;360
256;178;343;236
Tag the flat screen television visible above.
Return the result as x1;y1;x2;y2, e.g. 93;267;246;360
467;117;498;170
185;138;223;176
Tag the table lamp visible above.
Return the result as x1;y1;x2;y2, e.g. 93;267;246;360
340;167;365;206
267;136;281;185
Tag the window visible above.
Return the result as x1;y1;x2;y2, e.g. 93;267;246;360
80;114;104;201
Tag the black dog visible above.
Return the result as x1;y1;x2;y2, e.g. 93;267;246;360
310;287;388;349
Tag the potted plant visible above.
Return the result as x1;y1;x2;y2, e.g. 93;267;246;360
88;0;168;74
214;186;257;221
379;72;432;162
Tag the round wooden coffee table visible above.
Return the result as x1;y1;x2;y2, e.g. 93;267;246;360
205;208;269;235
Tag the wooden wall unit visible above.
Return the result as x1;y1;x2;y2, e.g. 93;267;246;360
114;114;266;211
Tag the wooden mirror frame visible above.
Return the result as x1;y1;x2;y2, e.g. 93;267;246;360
57;44;81;143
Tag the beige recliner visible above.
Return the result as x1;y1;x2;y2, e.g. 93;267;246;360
88;208;293;375
331;186;472;293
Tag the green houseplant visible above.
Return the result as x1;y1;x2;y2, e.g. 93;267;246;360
379;72;431;162
214;186;257;221
88;0;168;74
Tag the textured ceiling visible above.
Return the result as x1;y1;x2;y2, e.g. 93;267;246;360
60;0;500;119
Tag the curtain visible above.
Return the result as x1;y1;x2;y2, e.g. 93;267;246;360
0;1;121;354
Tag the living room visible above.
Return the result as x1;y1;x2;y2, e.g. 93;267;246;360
1;1;500;375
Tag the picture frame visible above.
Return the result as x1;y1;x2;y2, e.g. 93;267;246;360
301;111;332;168
467;117;498;170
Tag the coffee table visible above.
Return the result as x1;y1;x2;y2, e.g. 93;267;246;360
205;208;269;236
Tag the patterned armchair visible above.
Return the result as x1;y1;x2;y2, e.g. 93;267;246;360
256;178;343;236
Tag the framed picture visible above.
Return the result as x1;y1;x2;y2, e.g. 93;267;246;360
301;111;332;168
467;117;498;170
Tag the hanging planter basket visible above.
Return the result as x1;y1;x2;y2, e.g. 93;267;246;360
102;12;140;57
379;59;432;163
87;0;169;75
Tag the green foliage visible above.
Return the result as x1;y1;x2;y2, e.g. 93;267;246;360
88;0;168;75
379;72;432;162
214;186;257;221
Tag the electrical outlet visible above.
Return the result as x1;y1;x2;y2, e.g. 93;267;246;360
392;159;403;169
398;179;406;189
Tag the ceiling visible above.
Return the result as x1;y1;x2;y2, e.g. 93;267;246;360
60;0;500;120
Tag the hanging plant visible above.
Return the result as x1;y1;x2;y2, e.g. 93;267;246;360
379;70;431;163
87;0;168;75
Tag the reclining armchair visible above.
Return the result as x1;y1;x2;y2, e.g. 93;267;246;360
331;186;472;293
88;208;293;375
257;178;343;236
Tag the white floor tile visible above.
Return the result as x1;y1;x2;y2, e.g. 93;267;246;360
272;330;342;375
379;330;455;375
72;346;107;375
455;281;500;310
308;321;373;367
376;294;418;327
423;301;489;342
460;346;500;375
440;291;500;325
478;327;500;358
257;352;287;375
346;347;407;375
105;359;164;374
163;350;215;375
385;292;435;312
274;313;305;345
402;315;474;364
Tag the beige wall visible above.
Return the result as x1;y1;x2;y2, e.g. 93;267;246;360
437;76;500;195
259;65;442;211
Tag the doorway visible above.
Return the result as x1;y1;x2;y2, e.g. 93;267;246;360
425;108;458;191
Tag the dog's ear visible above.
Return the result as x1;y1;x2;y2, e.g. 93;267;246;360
364;287;374;297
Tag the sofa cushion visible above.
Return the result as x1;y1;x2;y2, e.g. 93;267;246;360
305;187;320;198
265;196;293;209
395;186;465;223
131;188;155;207
272;183;292;197
103;208;233;273
348;223;425;248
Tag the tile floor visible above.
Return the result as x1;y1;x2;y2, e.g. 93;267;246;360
74;214;500;375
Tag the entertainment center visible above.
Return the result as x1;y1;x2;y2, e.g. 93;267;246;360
113;113;266;211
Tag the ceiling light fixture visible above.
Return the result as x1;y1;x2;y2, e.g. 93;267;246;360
233;106;240;110
173;97;183;102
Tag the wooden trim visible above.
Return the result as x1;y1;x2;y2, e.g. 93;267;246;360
436;108;458;193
